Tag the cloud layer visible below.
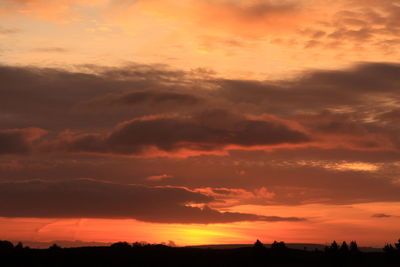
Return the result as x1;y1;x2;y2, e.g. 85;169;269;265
2;62;400;156
0;61;400;222
0;179;303;223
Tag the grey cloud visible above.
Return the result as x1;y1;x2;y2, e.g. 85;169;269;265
0;64;192;131
216;62;400;114
47;109;310;155
0;179;304;223
2;62;400;130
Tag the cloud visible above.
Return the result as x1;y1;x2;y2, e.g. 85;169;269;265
3;61;400;125
217;62;400;113
0;179;304;223
378;108;400;124
84;90;202;110
295;111;394;151
104;0;400;60
109;0;308;38
0;64;191;131
298;0;400;53
45;109;310;156
146;174;173;181
371;213;392;218
0;128;46;155
2;62;400;157
195;186;277;208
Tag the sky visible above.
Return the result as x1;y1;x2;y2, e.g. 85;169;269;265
1;0;400;247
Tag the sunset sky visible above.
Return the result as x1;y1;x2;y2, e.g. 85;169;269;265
1;0;400;247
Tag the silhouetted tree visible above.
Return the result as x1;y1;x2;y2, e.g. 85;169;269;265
253;239;264;249
383;244;395;253
271;241;287;250
327;241;339;252
395;239;400;250
15;242;23;250
349;241;359;253
340;241;349;252
1;238;400;267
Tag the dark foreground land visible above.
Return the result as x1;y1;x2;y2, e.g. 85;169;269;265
1;240;400;267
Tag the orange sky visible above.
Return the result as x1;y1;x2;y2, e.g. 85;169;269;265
1;0;400;248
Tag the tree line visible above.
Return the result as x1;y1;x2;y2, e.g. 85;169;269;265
0;238;399;266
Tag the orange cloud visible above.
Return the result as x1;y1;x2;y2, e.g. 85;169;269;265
109;0;314;38
195;186;276;208
146;174;173;181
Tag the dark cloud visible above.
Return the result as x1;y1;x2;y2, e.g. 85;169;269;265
371;213;392;218
228;0;300;18
0;179;304;223
215;62;400;115
45;109;310;156
0;64;192;131
83;90;202;110
0;128;46;155
2;61;400;161
2;61;400;131
2;149;400;207
378;108;400;123
206;165;400;205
